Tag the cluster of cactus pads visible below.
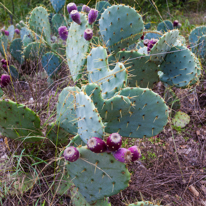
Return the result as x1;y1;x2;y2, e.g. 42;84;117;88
0;0;204;205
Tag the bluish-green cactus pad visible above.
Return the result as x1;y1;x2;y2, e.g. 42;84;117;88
157;20;173;33
99;5;144;53
0;35;8;56
51;14;67;34
50;0;65;13
144;31;162;40
65;146;130;204
105;87;169;138
10;38;24;64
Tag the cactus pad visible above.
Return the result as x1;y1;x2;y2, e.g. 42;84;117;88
87;46;127;99
56;86;80;135
105;87;169;138
52;43;65;56
76;91;104;143
9;65;19;79
41;52;61;77
159;46;197;88
69;134;86;147
172;111;190;128
0;35;8;56
144;31;162;40
29;6;51;45
66;13;91;82
149;30;179;63
115;51;159;88
99;5;144;53
0;99;43;142
7;25;15;42
10;38;24;64
95;1;111;23
51;14;67;34
50;0;65;13
157;20;173;33
65;146;130;203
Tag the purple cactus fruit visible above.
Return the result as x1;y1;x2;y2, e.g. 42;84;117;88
88;9;98;25
141;34;144;40
147;39;158;53
70;10;81;25
58;26;68;41
173;20;179;27
67;2;77;14
1;74;10;88
143;39;149;46
1;59;7;65
87;137;107;153
84;28;93;41
15;29;20;35
2;64;7;71
128;146;141;162
107;133;122;152
63;146;80;162
4;30;9;36
112;148;132;163
82;5;91;13
187;45;190;49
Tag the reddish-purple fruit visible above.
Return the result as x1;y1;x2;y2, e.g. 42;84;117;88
82;5;91;13
107;133;122;152
70;10;81;25
173;20;179;27
112;148;132;163
1;59;7;65
141;34;144;40
147;39;158;53
15;29;20;35
67;2;77;14
63;146;80;162
84;28;93;41
128;146;141;162
58;26;68;41
143;39;149;46
1;74;10;88
4;30;9;36
88;9;98;25
87;137;107;153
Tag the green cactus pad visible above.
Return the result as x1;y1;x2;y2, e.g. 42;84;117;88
129;201;160;206
105;87;169;138
69;134;86;147
41;52;61;77
10;38;25;64
190;56;202;85
76;91;104;143
87;46;127;99
150;30;179;63
115;51;159;88
0;35;8;56
8;65;19;79
24;42;46;60
16;23;21;30
138;46;148;55
46;122;70;145
172;111;190;128
56;86;80;135
136;41;144;49
196;35;206;58
7;25;15;42
51;14;67;34
65;146;130;204
83;83;131;122
159;46;197;88
95;1;111;23
99;5;144;53
52;43;65;56
50;0;65;13
66;13;91;82
144;31;162;40
20;27;33;40
22;35;33;47
189;26;206;51
157;20;173;33
0;99;43;142
144;22;151;30
29;6;51;46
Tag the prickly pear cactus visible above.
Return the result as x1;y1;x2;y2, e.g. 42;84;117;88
51;14;67;34
0;35;8;56
76;91;104;143
99;5;144;53
87;46;127;99
157;20;173;33
29;6;51;46
149;30;179;63
196;35;206;58
172;111;190;128
95;1;111;23
159;46;197;88
65;145;131;204
56;86;80;135
50;0;65;13
7;25;15;42
69;134;86;147
22;35;33;47
105;87;169;138
144;31;162;40
66;13;91;82
41;52;61;77
0;100;43;142
115;51;159;88
9;65;19;79
10;38;24;64
20;27;34;40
